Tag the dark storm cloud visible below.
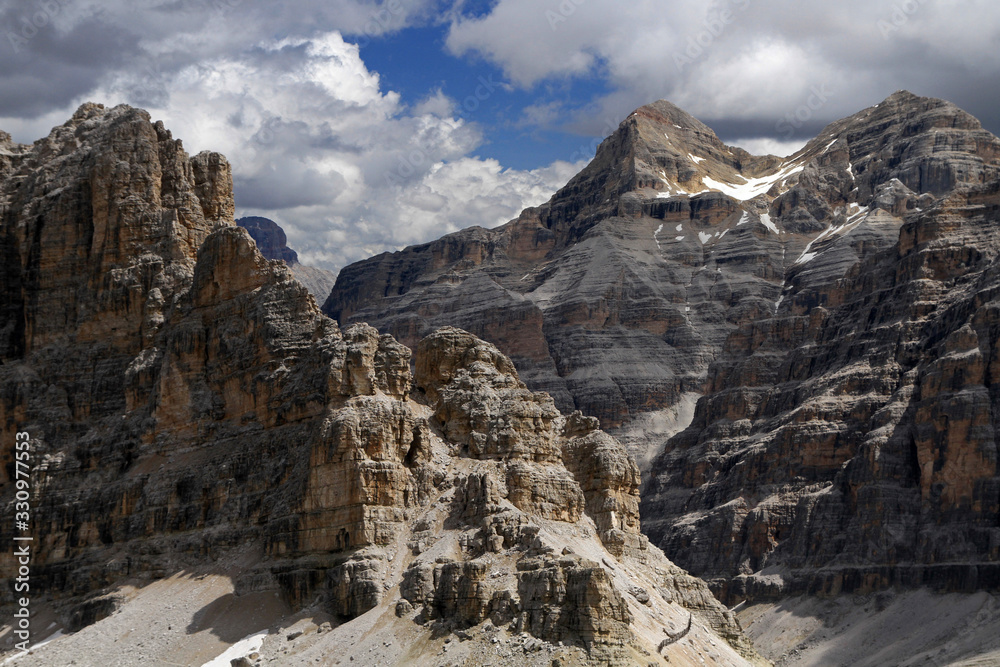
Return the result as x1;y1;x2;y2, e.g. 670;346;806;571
703;118;834;144
235;164;346;210
0;8;142;116
0;0;443;123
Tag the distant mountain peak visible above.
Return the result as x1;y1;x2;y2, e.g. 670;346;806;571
236;215;299;264
236;215;338;302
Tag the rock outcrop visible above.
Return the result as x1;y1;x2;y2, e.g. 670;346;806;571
288;262;338;303
237;215;299;264
236;215;338;301
640;94;1000;602
0;104;761;666
322;91;1000;604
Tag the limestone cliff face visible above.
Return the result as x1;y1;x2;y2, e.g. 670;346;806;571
323;93;1000;448
641;94;1000;602
322;91;1000;603
323;101;788;431
0;105;760;665
0;102;233;485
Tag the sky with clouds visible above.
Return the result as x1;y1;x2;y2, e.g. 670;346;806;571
1;0;999;273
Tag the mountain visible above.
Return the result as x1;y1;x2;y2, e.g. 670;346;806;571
326;98;787;444
640;93;1000;604
323;95;949;464
0;104;761;666
236;215;337;302
323;91;1000;611
237;215;300;264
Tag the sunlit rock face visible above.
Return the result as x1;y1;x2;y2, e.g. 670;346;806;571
0;104;762;666
324;91;1000;602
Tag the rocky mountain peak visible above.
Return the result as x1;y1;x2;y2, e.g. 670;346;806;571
237;215;299;264
323;92;1000;619
0;101;233;361
589;90;1000;227
235;215;338;301
0;104;763;666
325;91;1000;434
557;95;804;216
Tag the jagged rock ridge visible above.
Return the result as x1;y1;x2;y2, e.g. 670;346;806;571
642;93;1000;603
323;99;806;436
322;91;1000;603
324;93;998;454
0;104;762;666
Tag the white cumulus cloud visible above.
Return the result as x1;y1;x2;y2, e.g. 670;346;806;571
446;0;1000;141
1;21;582;274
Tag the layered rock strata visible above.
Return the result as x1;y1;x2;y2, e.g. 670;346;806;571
322;91;1000;603
641;94;1000;602
323;100;800;432
324;94;999;454
0;104;761;665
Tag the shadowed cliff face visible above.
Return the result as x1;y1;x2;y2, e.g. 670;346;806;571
322;91;1000;601
0;104;761;665
642;172;1000;604
636;95;1000;602
236;215;299;264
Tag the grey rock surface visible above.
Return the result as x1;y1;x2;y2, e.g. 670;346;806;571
326;93;996;439
0;104;761;666
323;91;1000;603
641;92;1000;602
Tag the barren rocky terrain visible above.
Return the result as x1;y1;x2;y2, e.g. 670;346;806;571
4;91;1000;666
738;589;1000;667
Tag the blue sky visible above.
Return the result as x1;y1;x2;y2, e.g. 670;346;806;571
1;0;999;273
358;23;617;170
